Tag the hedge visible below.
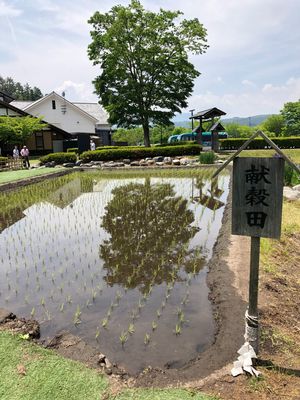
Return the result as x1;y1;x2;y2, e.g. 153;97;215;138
40;152;77;165
81;144;202;162
0;157;8;162
66;148;78;153
219;137;300;150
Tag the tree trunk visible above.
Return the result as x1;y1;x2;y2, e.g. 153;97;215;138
143;122;151;147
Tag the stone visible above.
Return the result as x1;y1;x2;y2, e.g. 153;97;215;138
293;184;300;191
92;161;103;166
130;161;140;166
172;159;181;166
153;156;164;162
80;163;92;168
145;157;152;161
102;162;116;168
180;158;190;165
163;157;172;165
75;160;82;166
0;308;15;324
139;160;148;166
62;163;75;168
147;159;155;165
98;353;106;364
156;162;164;166
123;159;131;164
283;186;300;200
45;161;56;168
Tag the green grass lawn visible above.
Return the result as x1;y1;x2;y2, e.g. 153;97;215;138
0;332;217;400
0;168;63;185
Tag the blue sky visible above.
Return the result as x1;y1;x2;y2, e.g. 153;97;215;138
1;0;300;118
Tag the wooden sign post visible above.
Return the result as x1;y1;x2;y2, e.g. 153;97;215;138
212;130;300;357
232;157;284;353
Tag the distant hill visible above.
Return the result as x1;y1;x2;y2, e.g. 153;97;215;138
172;114;271;128
221;114;271;126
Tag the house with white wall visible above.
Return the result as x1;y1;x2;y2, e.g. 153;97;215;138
0;91;70;155
12;92;112;151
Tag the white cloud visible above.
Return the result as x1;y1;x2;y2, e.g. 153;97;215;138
54;80;97;102
242;80;256;87
0;1;22;17
188;77;300;117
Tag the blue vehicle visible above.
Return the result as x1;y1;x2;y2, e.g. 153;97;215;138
167;131;227;145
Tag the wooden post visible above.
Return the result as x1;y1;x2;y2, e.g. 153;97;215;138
246;236;260;354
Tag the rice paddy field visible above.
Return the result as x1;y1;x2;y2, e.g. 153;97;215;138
0;169;230;374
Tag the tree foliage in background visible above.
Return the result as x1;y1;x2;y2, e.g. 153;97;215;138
88;0;208;147
0;76;43;101
0;116;47;145
260;114;285;136
281;100;300;136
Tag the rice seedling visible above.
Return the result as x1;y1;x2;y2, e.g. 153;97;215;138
128;323;135;335
119;331;128;347
95;328;100;340
144;333;151;345
101;318;108;328
174;324;181;335
152;321;157;331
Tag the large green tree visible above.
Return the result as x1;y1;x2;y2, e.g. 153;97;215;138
261;114;284;136
88;0;208;147
0;76;43;101
0;116;47;145
280;100;300;136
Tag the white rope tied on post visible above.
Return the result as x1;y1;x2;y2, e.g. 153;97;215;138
245;309;259;348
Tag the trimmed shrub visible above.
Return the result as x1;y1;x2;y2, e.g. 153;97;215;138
40;152;77;165
219;137;300;150
81;144;202;162
0;157;8;162
199;151;216;164
66;148;78;153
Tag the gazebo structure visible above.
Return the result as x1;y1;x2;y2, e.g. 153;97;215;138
190;107;226;146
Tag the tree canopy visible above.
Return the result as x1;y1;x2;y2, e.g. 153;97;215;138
0;76;43;101
0;116;47;145
88;0;208;146
280;100;300;136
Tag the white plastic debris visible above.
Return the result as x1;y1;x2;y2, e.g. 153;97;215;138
231;341;261;377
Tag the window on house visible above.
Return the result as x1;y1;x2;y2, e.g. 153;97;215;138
35;132;44;149
52;100;56;109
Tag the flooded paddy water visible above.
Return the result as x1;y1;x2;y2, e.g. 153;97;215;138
0;169;229;374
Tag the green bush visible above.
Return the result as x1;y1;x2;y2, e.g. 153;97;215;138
0;157;8;162
66;148;78;153
81;144;202;162
219;137;300;150
284;164;300;186
199;151;216;164
40;152;77;165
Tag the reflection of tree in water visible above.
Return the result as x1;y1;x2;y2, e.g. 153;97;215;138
100;179;204;292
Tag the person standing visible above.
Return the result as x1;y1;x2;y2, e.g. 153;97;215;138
13;146;19;159
20;145;30;169
90;140;96;151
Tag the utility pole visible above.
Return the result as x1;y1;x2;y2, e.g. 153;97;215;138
189;109;195;130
